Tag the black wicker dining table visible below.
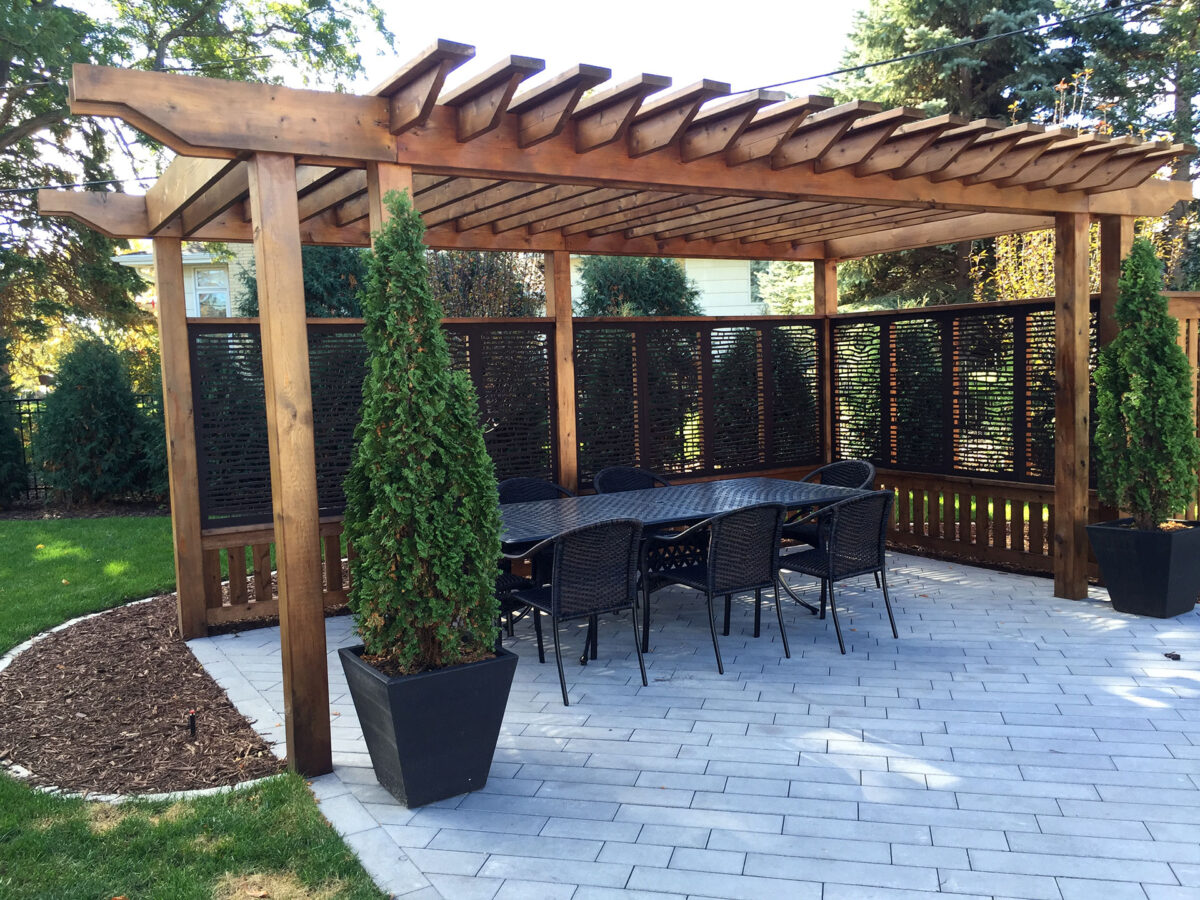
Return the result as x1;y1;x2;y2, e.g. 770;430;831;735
499;476;865;545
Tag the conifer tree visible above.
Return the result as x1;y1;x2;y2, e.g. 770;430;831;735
0;339;26;507
1094;239;1200;530
343;191;502;674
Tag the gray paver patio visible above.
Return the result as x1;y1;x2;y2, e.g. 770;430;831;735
189;553;1200;899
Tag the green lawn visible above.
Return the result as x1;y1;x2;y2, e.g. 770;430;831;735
0;517;177;654
0;517;384;899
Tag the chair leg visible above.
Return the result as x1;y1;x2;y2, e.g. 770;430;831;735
551;622;570;706
642;578;652;654
534;608;546;664
629;604;648;687
874;571;881;589
753;588;762;638
580;617;591;666
779;574;819;616
723;594;731;636
819;579;828;620
705;591;725;675
880;568;898;639
827;580;846;654
590;615;598;660
773;581;790;659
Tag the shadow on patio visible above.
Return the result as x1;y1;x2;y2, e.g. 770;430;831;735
191;553;1200;900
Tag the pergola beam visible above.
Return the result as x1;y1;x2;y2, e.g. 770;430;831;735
825;212;1054;258
145;157;240;233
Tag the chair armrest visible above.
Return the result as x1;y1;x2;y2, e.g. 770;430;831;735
501;536;555;562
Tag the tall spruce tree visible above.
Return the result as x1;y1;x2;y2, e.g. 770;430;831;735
1056;0;1199;288
343;191;502;674
830;0;1063;307
1094;239;1200;530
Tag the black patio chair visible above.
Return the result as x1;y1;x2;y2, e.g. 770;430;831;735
593;466;671;493
507;519;647;706
782;459;876;547
777;490;897;654
643;503;790;675
496;477;576;636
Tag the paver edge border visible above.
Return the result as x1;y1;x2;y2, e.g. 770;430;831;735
0;595;285;804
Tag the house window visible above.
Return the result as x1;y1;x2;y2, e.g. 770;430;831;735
195;267;231;317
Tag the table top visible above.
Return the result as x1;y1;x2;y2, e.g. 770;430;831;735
499;477;863;545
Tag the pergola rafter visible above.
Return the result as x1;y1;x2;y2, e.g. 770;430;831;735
37;38;1194;777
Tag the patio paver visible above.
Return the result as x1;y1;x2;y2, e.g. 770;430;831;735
190;553;1200;899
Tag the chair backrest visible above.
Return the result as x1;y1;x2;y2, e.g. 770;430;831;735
550;519;643;619
803;460;876;490
593;466;670;494
498;477;575;504
824;490;893;580
706;503;787;594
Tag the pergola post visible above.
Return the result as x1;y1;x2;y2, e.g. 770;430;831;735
1054;212;1091;600
545;251;578;491
1099;216;1135;347
247;151;331;776
153;237;207;639
366;161;414;233
814;260;838;464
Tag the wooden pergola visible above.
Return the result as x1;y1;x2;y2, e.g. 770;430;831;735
39;40;1192;775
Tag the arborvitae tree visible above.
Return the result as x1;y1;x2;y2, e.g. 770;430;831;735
1094;239;1200;530
343;191;502;674
0;338;26;507
35;339;142;504
576;256;701;316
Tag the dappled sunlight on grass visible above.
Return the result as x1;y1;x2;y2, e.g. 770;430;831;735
0;517;176;653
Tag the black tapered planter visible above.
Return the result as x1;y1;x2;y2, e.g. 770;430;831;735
1087;519;1200;618
339;645;517;808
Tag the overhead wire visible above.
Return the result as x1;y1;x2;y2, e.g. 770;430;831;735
744;0;1162;92
3;0;1168;194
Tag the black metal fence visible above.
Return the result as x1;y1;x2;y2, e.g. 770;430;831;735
1;393;159;503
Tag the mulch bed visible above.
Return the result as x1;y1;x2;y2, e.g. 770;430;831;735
0;596;284;796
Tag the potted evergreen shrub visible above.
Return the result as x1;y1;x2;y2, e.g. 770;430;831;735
1087;238;1200;618
339;190;516;807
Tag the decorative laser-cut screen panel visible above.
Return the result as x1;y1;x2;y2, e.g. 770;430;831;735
954;312;1015;475
574;319;824;487
642;327;703;477
769;324;822;465
832;320;883;462
448;324;557;482
832;299;1099;484
190;320;554;529
575;326;637;482
710;326;764;471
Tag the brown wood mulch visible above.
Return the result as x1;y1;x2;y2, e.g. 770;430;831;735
0;596;285;796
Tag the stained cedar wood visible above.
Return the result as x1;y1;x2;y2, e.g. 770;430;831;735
248;152;332;775
546;251;578;491
153;236;208;639
814;260;837;464
1053;212;1091;599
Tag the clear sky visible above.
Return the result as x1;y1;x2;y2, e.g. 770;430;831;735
354;1;870;99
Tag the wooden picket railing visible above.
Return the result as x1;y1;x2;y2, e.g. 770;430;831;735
197;517;349;626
